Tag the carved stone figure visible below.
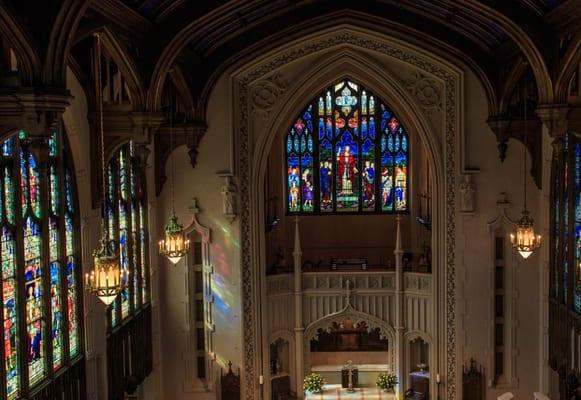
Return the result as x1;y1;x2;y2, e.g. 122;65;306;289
221;175;237;223
458;174;476;213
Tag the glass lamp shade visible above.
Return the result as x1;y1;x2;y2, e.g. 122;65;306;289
510;210;542;259
85;237;124;305
159;214;190;264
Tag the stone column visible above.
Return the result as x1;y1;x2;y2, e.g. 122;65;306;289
293;216;304;398
394;215;405;399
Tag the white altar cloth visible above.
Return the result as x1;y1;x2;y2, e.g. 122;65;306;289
305;384;396;399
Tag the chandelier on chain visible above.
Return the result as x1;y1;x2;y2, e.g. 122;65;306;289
158;87;190;264
85;32;126;304
510;69;542;259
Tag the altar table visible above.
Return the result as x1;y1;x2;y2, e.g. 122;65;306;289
311;365;389;387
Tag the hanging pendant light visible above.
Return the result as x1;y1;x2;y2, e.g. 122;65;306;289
85;33;125;304
510;70;542;259
158;86;189;264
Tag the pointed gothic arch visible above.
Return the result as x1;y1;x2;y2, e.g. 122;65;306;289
237;30;457;399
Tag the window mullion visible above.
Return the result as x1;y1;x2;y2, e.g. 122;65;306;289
56;130;71;365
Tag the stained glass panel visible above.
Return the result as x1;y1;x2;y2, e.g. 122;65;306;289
50;165;59;216
24;217;45;386
106;140;150;330
2;227;18;399
4;166;14;225
140;203;148;304
0;130;81;394
285;80;409;214
28;153;41;218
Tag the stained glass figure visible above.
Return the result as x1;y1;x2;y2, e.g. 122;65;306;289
2;227;18;400
24;217;45;386
285;79;409;213
0;130;81;395
105;140;150;329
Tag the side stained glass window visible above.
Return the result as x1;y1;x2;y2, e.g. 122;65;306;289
0;129;82;398
285;79;409;214
105;141;150;329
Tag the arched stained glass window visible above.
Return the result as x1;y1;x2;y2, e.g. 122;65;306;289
105;141;150;329
285;79;409;214
0;129;82;399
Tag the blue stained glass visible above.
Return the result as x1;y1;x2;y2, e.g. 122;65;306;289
65;171;74;213
2;137;14;156
369;117;375;138
293;135;299;152
48;133;57;157
307;136;313;153
362;117;368;137
402;135;408;152
395;136;401;151
319;118;325;140
326;118;332;138
19;149;28;217
304;106;313;132
318;97;324;116
300;135;306;153
286;136;292;153
28;153;41;218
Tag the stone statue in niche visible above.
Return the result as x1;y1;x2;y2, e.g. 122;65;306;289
458;174;476;213
220;175;237;223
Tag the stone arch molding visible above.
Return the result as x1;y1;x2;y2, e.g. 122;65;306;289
235;25;460;400
303;305;397;373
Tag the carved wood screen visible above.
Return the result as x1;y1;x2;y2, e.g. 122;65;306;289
221;362;241;400
106;305;152;400
462;359;483;400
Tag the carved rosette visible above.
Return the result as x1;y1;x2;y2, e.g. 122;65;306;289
405;72;443;115
250;73;287;118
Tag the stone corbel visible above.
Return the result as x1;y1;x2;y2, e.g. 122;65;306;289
536;104;570;160
487;116;511;163
154;120;207;195
0;88;71;137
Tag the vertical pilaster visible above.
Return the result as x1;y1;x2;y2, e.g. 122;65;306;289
394;215;405;398
293;216;304;398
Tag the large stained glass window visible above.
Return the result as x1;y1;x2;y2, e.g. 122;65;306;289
105;141;150;329
285;79;409;214
0;130;82;399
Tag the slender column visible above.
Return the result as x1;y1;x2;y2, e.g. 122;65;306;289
293;216;304;398
394;215;405;399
